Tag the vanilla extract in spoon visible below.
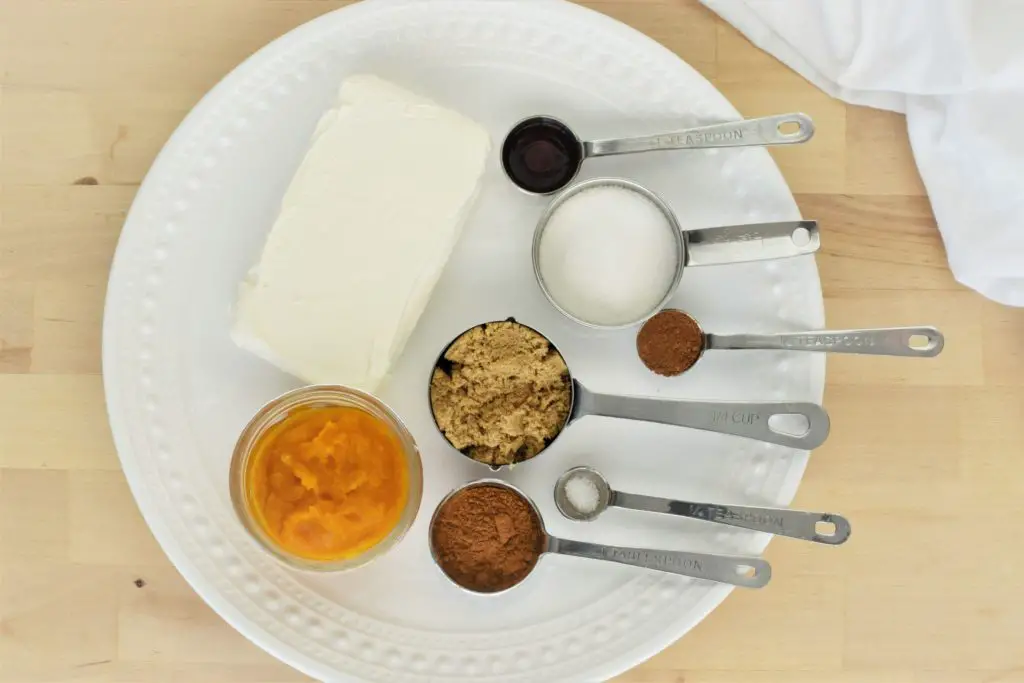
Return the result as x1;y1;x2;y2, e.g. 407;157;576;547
501;117;583;195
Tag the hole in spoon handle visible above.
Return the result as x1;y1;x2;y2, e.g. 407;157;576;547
730;558;772;588
764;113;815;143
763;404;830;449
903;327;944;356
811;514;853;545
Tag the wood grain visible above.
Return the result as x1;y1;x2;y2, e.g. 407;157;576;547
1;1;1022;681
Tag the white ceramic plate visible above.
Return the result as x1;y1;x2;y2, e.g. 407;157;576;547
103;1;825;681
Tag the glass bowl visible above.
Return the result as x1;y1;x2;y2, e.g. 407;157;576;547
229;385;423;572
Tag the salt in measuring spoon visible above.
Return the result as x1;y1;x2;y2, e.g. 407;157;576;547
533;177;822;329
638;309;945;377
502;113;815;195
555;467;851;545
429;480;771;594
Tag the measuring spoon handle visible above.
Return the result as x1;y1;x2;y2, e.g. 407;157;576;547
585;113;814;157
549;537;770;588
684;220;820;267
706;326;944;357
576;385;829;450
612;492;851;545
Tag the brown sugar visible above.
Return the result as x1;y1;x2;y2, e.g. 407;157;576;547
637;309;705;376
429;321;572;466
430;484;545;593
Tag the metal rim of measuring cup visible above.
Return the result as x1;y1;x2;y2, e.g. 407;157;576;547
428;479;547;596
532;177;688;330
635;308;710;377
427;318;575;471
500;114;585;196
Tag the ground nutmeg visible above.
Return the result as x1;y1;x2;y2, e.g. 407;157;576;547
636;309;705;376
430;484;545;593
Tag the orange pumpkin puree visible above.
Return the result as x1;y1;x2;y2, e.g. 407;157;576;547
245;406;409;561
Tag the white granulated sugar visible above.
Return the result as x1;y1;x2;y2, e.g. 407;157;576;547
565;474;600;515
538;185;679;326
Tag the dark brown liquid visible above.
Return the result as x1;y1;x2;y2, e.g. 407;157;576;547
501;117;583;194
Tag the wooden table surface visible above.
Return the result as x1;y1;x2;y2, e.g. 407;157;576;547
1;1;1022;681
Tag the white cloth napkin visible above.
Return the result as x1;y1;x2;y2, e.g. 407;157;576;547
700;0;1024;306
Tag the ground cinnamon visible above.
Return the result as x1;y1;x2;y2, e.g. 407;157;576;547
636;309;705;376
430;484;545;593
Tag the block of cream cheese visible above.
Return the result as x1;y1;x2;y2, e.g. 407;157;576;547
232;75;491;391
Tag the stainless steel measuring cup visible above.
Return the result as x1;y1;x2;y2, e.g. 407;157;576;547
532;177;821;329
429;320;831;470
428;479;771;595
502;113;815;195
555;466;851;545
637;310;945;376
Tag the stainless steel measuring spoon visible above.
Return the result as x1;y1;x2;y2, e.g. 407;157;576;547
637;310;945;376
502;113;815;194
533;178;821;329
429;320;831;471
429;480;771;594
555;466;851;545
